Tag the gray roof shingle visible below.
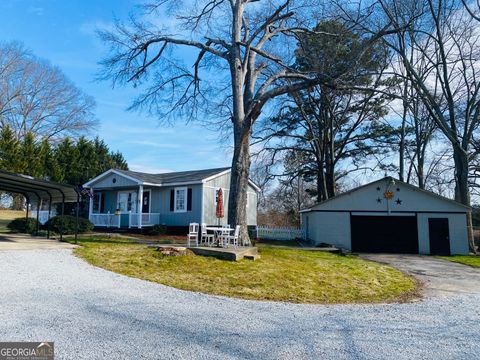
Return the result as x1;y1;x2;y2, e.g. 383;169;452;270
114;167;231;185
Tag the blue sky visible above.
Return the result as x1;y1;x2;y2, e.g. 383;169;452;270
0;0;231;173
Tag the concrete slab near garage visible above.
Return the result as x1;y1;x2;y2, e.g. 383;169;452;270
0;233;78;251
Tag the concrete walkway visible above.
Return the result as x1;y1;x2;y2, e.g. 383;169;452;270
0;233;78;250
360;254;480;297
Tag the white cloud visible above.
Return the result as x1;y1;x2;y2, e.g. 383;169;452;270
126;139;181;149
128;163;173;174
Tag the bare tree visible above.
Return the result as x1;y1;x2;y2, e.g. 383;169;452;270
98;0;393;243
0;42;97;141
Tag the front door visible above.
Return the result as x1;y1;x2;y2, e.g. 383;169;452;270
118;191;137;227
428;218;450;255
142;191;150;213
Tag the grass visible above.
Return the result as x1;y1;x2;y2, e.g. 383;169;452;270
0;210;25;232
254;238;301;247
70;237;418;304
438;255;480;268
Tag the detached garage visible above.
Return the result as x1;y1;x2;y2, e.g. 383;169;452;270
301;177;470;255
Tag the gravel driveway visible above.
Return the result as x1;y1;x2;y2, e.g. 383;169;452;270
0;249;479;360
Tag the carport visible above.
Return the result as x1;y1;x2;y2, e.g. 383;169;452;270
0;169;81;242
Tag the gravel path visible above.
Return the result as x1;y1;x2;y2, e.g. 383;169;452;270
0;250;479;360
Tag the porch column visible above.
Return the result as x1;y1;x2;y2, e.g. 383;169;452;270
138;185;143;229
88;189;93;221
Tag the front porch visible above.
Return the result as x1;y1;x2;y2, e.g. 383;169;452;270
89;212;161;228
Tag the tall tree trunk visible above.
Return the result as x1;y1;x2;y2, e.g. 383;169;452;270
228;129;251;245
399;116;406;182
11;194;24;211
227;1;251;244
417;154;425;189
453;147;476;253
399;82;408;182
316;161;327;202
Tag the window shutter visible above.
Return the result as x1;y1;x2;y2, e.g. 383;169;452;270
187;188;192;211
170;189;174;211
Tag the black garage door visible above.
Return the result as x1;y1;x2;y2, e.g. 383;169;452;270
351;215;419;253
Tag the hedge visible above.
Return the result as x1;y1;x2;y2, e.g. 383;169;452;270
7;217;40;234
45;215;93;235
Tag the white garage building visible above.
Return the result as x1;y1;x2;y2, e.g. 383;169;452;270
301;177;470;255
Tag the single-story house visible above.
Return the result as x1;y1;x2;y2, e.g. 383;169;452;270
83;167;259;230
300;177;470;255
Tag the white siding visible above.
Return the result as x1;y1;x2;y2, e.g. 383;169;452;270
305;212;351;249
203;172;258;226
417;213;469;255
310;180;468;213
93;173;138;189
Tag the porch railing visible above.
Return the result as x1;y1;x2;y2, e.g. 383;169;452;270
89;213;121;228
89;213;161;228
129;213;161;227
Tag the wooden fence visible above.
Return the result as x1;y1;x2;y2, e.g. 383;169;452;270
256;226;303;241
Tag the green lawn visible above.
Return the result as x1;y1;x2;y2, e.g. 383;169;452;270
0;210;25;232
438;255;480;268
71;237;418;304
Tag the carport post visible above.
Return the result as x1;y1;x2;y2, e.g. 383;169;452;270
35;195;41;236
47;194;52;239
60;194;65;242
74;192;80;244
25;196;29;231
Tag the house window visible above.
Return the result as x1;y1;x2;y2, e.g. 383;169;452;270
174;187;187;212
92;193;102;213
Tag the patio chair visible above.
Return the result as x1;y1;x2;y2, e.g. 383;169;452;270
187;223;199;247
200;223;215;246
222;225;240;248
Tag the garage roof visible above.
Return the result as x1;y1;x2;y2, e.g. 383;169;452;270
301;176;471;213
0;169;79;203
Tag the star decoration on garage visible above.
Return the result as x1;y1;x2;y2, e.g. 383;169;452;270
396;198;402;205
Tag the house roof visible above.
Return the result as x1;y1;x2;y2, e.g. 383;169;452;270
301;176;471;212
84;167;261;191
114;167;231;185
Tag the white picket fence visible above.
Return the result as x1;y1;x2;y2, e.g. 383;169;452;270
256;226;303;241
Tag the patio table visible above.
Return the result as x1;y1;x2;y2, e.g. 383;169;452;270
205;227;233;247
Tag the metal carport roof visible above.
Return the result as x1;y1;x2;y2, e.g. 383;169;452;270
0;169;79;203
0;170;81;242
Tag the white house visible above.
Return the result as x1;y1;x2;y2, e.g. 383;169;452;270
301;177;470;255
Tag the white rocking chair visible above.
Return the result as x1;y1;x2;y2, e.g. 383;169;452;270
187;223;199;247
